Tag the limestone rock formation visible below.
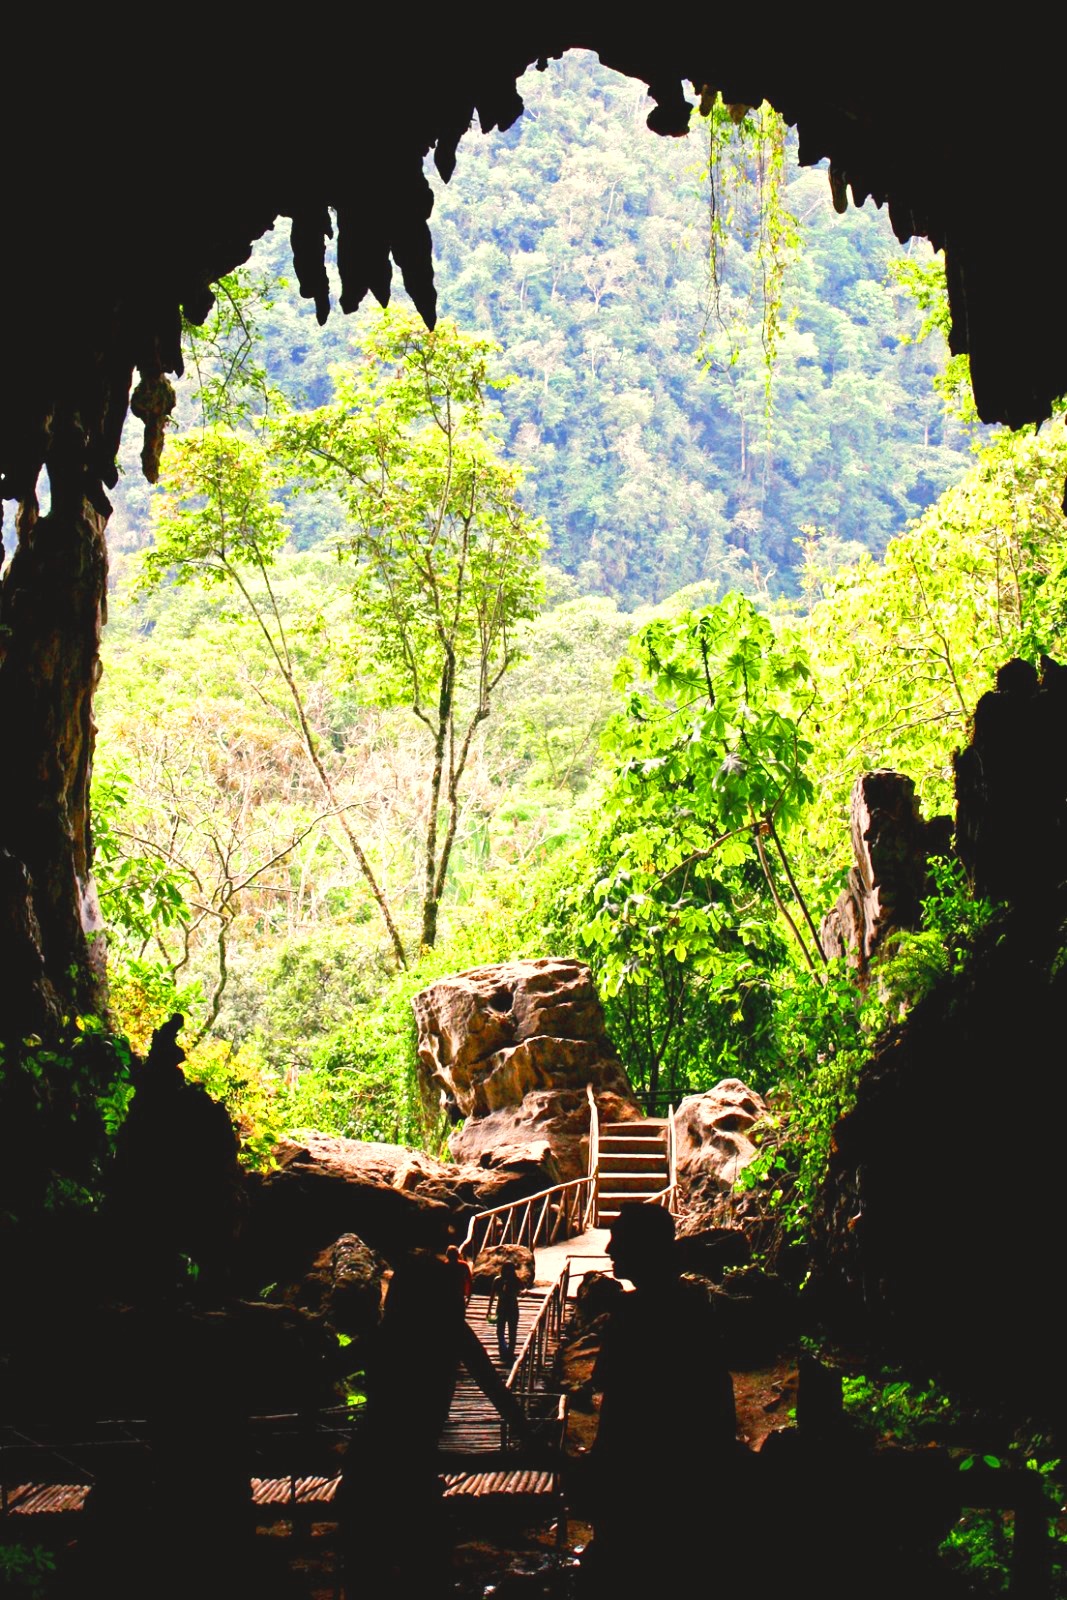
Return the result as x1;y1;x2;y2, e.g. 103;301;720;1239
240;1134;453;1290
273;1130;552;1211
241;1128;559;1293
672;1078;768;1226
820;770;951;977
413;958;640;1182
954;655;1067;906
281;1231;389;1340
813;666;1067;1438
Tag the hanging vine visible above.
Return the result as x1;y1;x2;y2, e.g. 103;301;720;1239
699;90;799;410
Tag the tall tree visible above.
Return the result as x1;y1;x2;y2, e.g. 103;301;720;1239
284;311;546;948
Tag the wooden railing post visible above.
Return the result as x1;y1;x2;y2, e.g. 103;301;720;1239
585;1085;599;1229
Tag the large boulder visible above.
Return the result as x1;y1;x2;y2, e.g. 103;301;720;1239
238;1134;454;1289
673;1079;768;1227
280;1231;389;1340
239;1130;555;1291
273;1129;552;1211
413;959;640;1181
470;1243;535;1291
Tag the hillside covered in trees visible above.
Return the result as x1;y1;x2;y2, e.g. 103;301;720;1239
107;52;976;605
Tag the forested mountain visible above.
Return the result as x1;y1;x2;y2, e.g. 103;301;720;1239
108;52;975;603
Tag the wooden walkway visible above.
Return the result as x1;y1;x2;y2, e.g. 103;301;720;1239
2;1240;598;1522
437;1288;549;1457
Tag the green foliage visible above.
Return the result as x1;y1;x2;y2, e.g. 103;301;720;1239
582;593;817;987
91;760;192;949
734;858;1000;1236
841;1372;1067;1595
701;92;800;390
0;1542;57;1597
283;927;521;1150
841;1371;954;1445
793;419;1067;887
0;1020;132;1221
180;1034;284;1172
888;251;978;426
877;858;999;1012
732;962;877;1233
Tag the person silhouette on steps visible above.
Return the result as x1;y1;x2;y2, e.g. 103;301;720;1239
486;1260;521;1364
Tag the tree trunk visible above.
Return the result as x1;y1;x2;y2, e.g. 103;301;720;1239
0;462;109;1040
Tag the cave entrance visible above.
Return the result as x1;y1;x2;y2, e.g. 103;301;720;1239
89;50;977;1123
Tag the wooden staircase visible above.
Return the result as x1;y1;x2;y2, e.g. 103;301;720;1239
595;1119;670;1224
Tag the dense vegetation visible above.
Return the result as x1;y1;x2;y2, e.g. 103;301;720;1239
108;53;975;605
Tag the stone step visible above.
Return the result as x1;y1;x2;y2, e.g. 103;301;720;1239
597;1193;670;1220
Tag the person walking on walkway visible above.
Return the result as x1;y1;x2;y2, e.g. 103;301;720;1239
446;1242;473;1303
486;1261;521;1365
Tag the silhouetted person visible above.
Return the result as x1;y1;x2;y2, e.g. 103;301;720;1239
486;1260;521;1364
339;1249;527;1597
581;1202;738;1596
446;1242;473;1302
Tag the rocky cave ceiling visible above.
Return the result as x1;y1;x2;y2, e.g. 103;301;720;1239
2;30;1063;525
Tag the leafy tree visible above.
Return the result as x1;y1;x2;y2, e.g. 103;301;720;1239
283;310;546;948
578;593;820;1103
139;424;409;968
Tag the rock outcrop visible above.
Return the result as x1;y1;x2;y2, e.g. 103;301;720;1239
280;1231;389;1340
241;1129;558;1292
814;662;1067;1440
413;959;640;1182
470;1243;535;1291
820;770;952;978
954;655;1067;906
672;1079;769;1227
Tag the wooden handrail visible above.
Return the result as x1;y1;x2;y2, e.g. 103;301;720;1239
459;1174;593;1260
650;1103;680;1215
503;1259;571;1446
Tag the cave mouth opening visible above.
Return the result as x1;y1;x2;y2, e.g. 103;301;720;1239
88;45;972;1123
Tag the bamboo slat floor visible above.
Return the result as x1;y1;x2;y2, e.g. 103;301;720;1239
437;1289;549;1457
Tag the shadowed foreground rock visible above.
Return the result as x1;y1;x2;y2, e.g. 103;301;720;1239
414;958;641;1181
814;660;1067;1445
280;1231;388;1340
955;654;1067;905
239;1130;557;1296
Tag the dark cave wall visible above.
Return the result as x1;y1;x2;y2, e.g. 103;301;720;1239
813;662;1067;1443
0;478;109;1034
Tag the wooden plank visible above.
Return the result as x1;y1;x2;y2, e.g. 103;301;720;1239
438;1289;554;1456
